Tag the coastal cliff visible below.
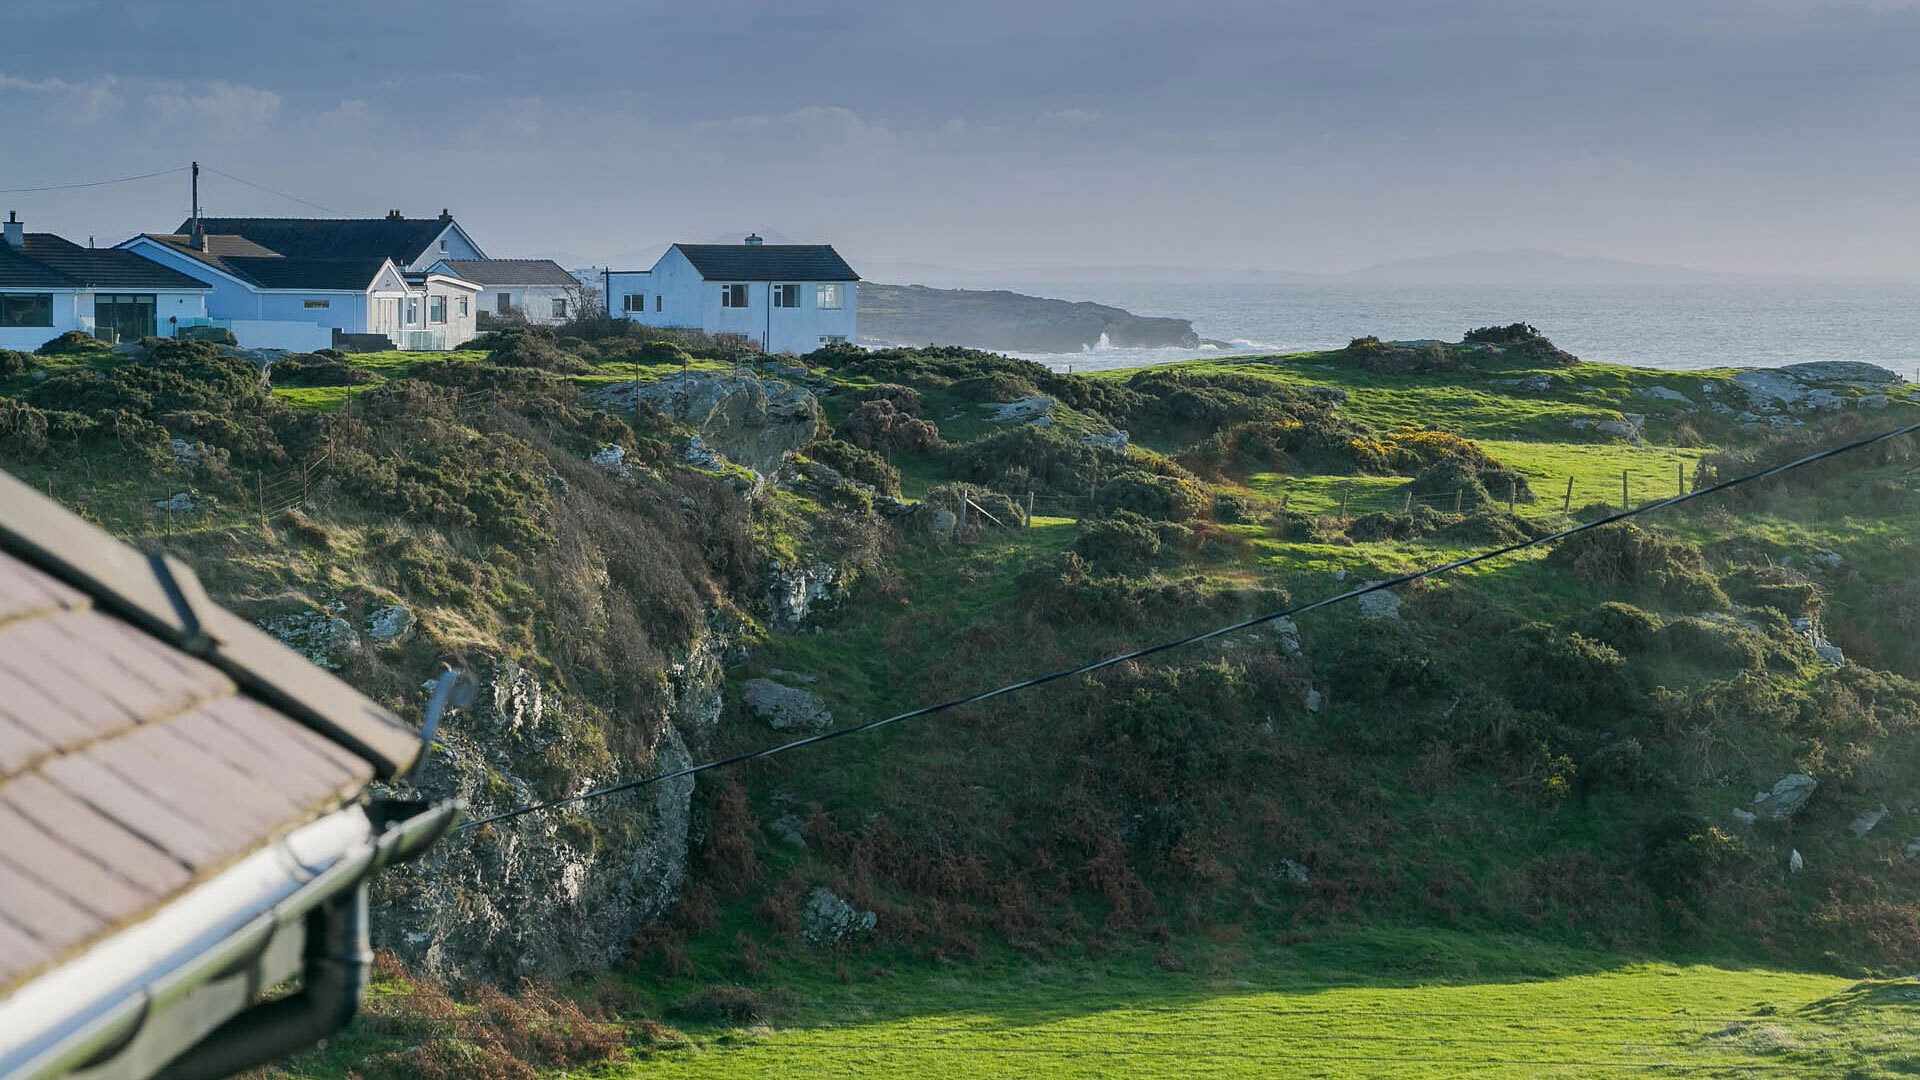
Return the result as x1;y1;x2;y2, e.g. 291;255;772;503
859;282;1200;353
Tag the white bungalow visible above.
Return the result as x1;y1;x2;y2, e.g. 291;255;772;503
603;235;858;355
119;211;486;352
430;258;584;325
0;212;211;351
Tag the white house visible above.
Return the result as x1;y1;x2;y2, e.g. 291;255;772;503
604;236;858;355
119;211;485;351
431;258;584;325
0;212;211;351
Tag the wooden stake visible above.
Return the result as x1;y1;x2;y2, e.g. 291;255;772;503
1563;476;1574;512
257;472;266;527
1339;482;1350;522
1677;461;1686;496
1402;489;1413;514
1509;479;1517;513
1621;469;1630;510
1452;489;1463;514
1026;490;1035;528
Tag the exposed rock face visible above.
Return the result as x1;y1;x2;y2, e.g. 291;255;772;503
376;640;726;984
1851;804;1890;838
767;560;841;630
988;396;1058;424
859;282;1201;353
1732;363;1902;410
1752;773;1817;820
1357;584;1401;620
258;607;359;670
365;603;414;645
741;678;833;732
154;492;197;512
1777;361;1902;387
588;373;823;476
800;886;877;948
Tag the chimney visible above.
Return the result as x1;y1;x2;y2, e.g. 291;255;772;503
743;233;763;246
191;216;208;252
438;208;452;222
386;209;403;220
3;211;21;251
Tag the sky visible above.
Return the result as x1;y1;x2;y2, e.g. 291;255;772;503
5;0;1920;281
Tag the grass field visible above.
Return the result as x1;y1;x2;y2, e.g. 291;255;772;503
596;930;1920;1079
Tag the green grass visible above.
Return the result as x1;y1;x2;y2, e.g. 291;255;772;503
612;929;1919;1079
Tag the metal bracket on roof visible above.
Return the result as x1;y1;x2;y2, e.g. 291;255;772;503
147;552;223;654
406;667;475;783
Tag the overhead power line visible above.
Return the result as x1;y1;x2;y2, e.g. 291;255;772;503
455;417;1920;834
201;166;348;216
0;166;189;195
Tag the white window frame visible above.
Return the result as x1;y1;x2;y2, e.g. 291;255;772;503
552;297;567;318
816;284;843;310
721;283;749;308
772;283;800;308
458;296;469;317
623;293;645;313
303;298;331;310
429;295;447;324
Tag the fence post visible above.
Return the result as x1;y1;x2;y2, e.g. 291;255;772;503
1621;469;1629;510
1402;489;1412;514
1339;481;1350;522
1563;476;1573;513
1509;479;1517;513
257;472;267;528
1026;490;1035;528
1677;461;1686;496
1452;489;1463;514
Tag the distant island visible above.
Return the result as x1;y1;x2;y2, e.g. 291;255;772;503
859;282;1202;353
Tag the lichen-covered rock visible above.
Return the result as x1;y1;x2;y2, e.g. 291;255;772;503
988;395;1057;425
1752;773;1817;820
258;608;359;670
683;435;724;470
1082;425;1130;450
767;560;840;630
1850;804;1890;838
742;678;833;732
366;603;414;645
1357;584;1401;620
800;886;876;948
591;373;823;476
590;443;630;477
154;491;196;512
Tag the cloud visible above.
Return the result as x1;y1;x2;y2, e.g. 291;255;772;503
0;71;120;120
1041;108;1098;124
320;98;372;124
147;80;281;137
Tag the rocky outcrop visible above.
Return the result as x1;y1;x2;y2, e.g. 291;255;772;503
859;283;1201;353
1752;773;1817;820
800;886;877;948
741;677;833;732
376;634;728;984
767;560;841;630
587;373;823;476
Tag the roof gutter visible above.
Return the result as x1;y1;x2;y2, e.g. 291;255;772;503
0;798;458;1080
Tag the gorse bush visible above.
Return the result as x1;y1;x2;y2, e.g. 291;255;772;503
34;329;107;357
850;383;925;417
270;352;375;387
1551;523;1729;611
804;438;902;497
1072;510;1168;567
0;350;37;377
839;398;940;453
1094;469;1210;522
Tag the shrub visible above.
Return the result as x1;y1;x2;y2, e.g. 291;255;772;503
628;340;693;366
1072;510;1165;566
950;372;1041;403
839;398;940;453
1551;523;1729;611
1094;469;1208;522
1500;623;1628;717
1636;814;1751;903
1463;323;1580;366
0;350;37;377
1213;492;1250;524
270;352;374;387
945;424;1121;495
477;326;589;372
804;438;901;497
851;383;924;417
34;330;107;357
0;399;49;456
1721;565;1821;618
1572;601;1663;653
1404;458;1492;509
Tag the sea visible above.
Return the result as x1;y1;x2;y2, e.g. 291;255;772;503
988;280;1920;377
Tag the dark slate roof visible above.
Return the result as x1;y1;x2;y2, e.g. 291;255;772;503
0;236;209;291
141;235;387;290
175;216;455;265
0;468;425;994
672;244;859;282
435;258;578;286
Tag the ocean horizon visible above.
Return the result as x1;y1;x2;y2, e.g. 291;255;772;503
966;279;1920;376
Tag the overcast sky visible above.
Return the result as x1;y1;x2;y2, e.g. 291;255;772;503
5;0;1920;280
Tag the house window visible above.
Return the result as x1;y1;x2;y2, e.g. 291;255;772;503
0;293;53;327
304;299;331;309
720;283;749;308
623;293;645;313
459;296;469;317
552;298;568;319
771;283;800;308
497;292;512;314
655;294;661;312
429;295;448;324
816;284;843;310
94;294;155;342
819;335;848;346
406;298;419;324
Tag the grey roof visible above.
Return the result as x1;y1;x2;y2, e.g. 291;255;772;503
141;235;388;291
175;216;459;265
435;258;577;287
673;244;859;282
0;236;210;291
0;468;426;995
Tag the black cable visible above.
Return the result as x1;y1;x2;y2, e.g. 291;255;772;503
455;418;1920;833
202;166;349;216
0;166;189;194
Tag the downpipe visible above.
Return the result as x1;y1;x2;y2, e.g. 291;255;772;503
153;884;371;1080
